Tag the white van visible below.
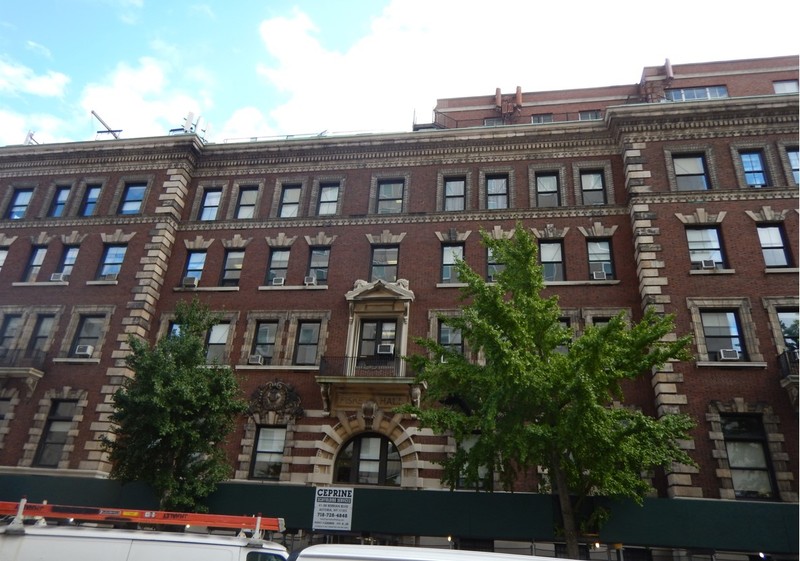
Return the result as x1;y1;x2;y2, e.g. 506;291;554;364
0;524;288;561
289;543;547;560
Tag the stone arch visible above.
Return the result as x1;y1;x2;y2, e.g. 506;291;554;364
312;409;421;488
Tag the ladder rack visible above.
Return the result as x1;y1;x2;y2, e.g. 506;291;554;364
0;498;285;533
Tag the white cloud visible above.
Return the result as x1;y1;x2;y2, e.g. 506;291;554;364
25;41;52;59
0;109;72;146
216;107;277;142
0;58;70;97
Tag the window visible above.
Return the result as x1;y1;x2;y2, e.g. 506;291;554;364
444;177;466;211
535;172;560;207
221;250;244;286
721;415;776;500
118;183;146;215
377;180;404;214
294;321;320;365
673;155;709;191
0;398;10;420
317;183;339;216
580;170;606;204
0;314;22;350
456;434;490;490
266;249;289;284
27;314;55;357
334;433;401;486
531;113;553;124
235;187;258;219
97;244;126;279
48;186;70;217
205;322;230;363
486;175;508;209
23;246;47;282
487;247;504;281
665;86;728;101
587;239;614;279
359;320;396;358
785;147;798;184
701;311;746;361
370;246;398;282
757;225;791;268
438;322;463;357
57;246;79;278
777;310;799;350
441;244;463;283
80;185;101;216
540;242;564;281
308;247;330;285
71;315;104;356
184;250;206;281
578;109;601;120
0;249;7;272
556;318;572;354
740;151;768;187
279;185;301;218
198;189;221;220
773;80;799;94
686;228;725;269
252;321;278;364
484;117;503;126
33;400;77;467
6;189;33;219
251;426;286;479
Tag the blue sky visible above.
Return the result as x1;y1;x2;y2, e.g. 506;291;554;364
1;0;798;147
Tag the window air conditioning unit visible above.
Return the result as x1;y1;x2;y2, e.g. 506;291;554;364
718;348;740;361
376;343;395;355
304;276;317;286
592;271;607;280
272;276;285;286
50;273;69;282
102;273;118;281
700;260;716;270
248;354;265;365
182;276;198;288
74;345;94;358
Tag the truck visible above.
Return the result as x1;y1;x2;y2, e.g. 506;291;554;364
0;498;288;561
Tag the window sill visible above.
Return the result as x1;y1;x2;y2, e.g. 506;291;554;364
765;267;799;274
690;269;736;275
11;281;68;287
696;360;767;368
174;286;240;292
86;280;118;286
257;285;328;291
544;280;621;286
236;364;319;371
52;357;101;364
436;282;467;288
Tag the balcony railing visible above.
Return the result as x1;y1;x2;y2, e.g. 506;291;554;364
0;349;47;370
778;349;799;379
319;356;409;379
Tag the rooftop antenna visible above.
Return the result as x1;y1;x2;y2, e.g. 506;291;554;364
91;110;121;139
24;131;39;145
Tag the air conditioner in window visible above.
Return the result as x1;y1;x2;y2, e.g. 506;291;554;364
272;276;285;286
304;276;317;286
700;260;716;269
592;271;607;280
376;343;395;355
50;273;69;282
248;354;265;365
102;273;118;281
74;345;94;358
718;348;740;361
182;276;198;288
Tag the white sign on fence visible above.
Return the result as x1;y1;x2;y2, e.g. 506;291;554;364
312;486;354;531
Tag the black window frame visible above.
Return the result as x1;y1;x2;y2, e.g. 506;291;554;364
70;314;104;356
370;245;399;282
376;179;404;214
118;183;146;215
57;245;80;278
294;321;320;365
441;244;464;283
97;244;127;279
740;150;769;187
757;225;791;268
6;188;33;220
308;247;330;285
443;177;466;211
535;172;560;207
266;248;290;284
252;321;279;364
540;241;565;281
721;414;777;500
587;238;614;279
33;400;78;468
198;188;222;221
235;186;258;219
485;174;509;210
80;184;102;216
334;433;401;487
317;182;340;216
183;250;207;281
673;154;710;191
279;185;302;218
23;245;47;282
686;227;725;270
580;170;606;205
48;186;71;218
250;425;287;480
700;310;747;361
220;249;245;287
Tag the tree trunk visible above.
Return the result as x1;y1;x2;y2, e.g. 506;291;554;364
551;452;581;559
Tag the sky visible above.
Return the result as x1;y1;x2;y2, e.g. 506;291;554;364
0;0;798;147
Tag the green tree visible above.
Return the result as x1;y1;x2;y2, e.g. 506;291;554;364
104;299;247;512
404;224;695;558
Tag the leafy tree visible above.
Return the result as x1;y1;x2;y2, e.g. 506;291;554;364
104;299;247;512
404;224;695;558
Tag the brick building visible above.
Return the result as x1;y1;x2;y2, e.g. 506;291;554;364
0;56;797;556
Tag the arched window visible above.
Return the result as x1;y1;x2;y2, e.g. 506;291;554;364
334;433;401;486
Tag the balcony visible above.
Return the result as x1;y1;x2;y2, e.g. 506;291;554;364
0;349;46;396
318;356;412;381
778;349;798;411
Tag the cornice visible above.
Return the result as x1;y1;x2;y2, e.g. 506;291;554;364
0;214;179;231
628;186;799;207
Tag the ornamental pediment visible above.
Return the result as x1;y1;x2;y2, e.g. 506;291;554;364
345;279;415;302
